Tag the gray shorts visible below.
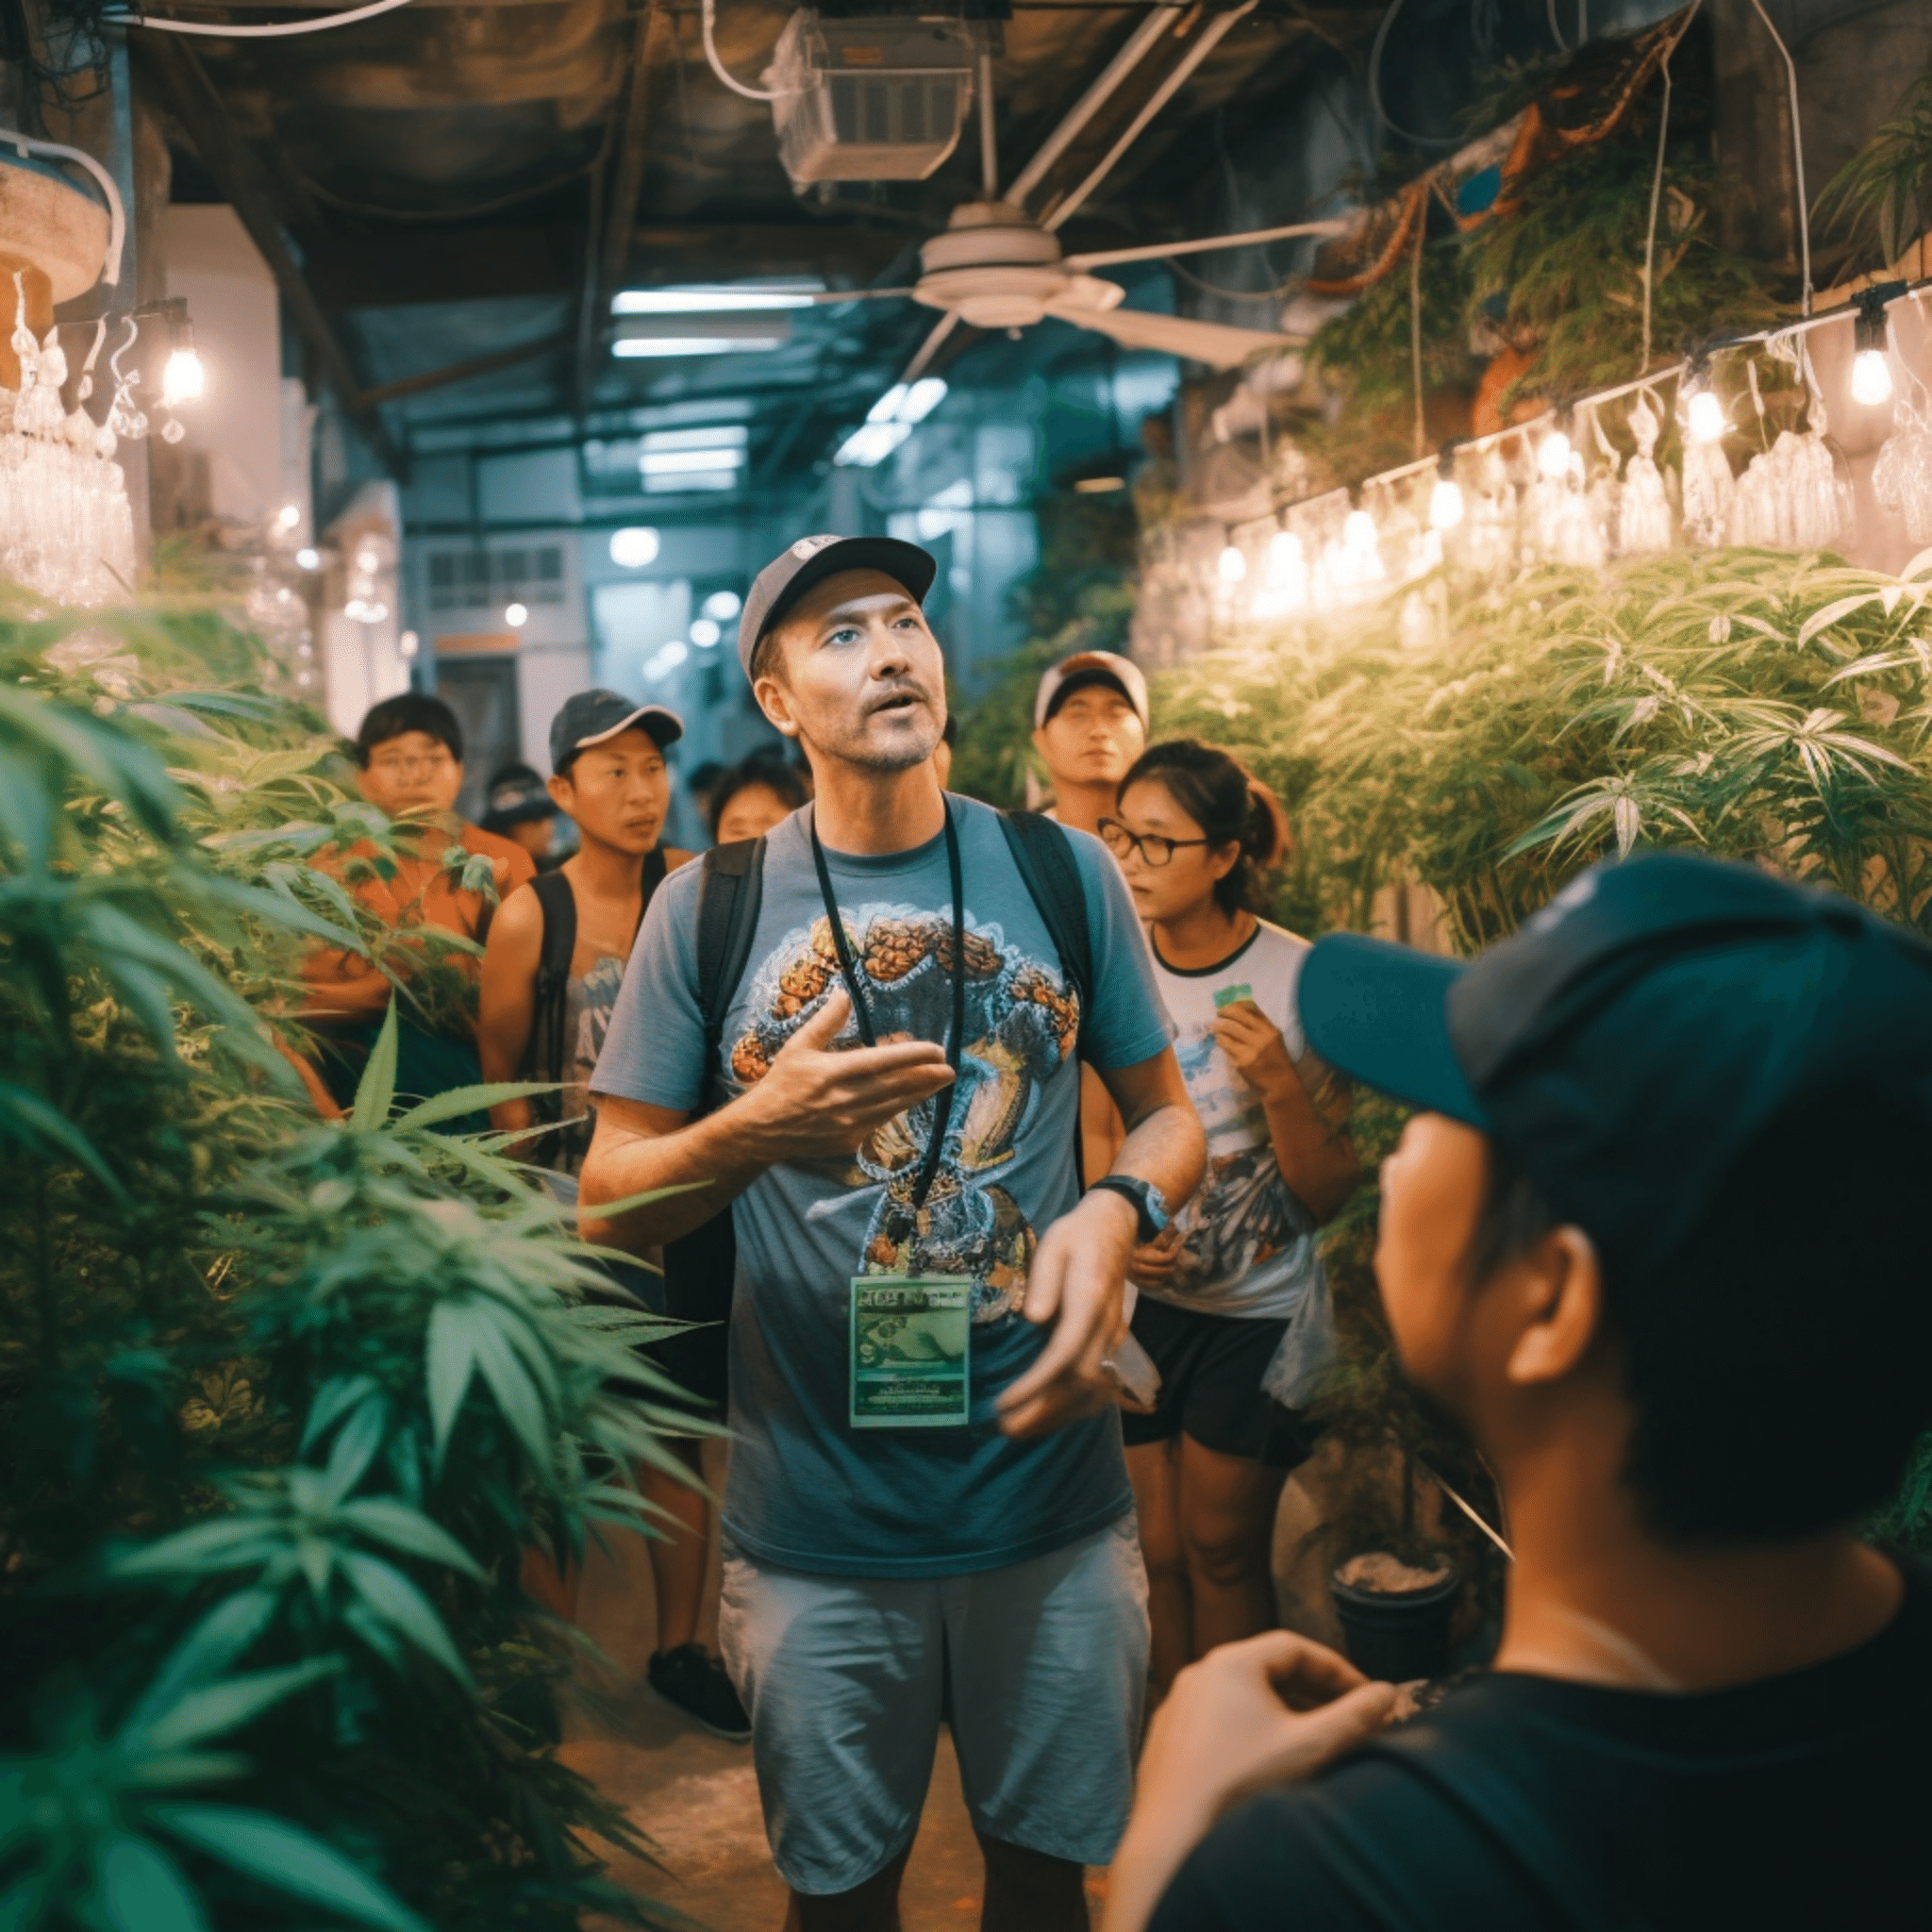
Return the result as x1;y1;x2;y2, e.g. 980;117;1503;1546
718;1516;1150;1895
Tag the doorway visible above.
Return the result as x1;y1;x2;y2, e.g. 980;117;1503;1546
436;655;522;822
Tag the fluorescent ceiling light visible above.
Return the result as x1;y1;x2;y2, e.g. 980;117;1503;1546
613;280;824;314
614;337;784;358
641;425;749;453
641;447;747;476
644;470;740;494
840;378;948;466
836;421;913;468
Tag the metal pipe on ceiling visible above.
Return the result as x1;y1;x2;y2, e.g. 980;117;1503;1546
1044;0;1257;233
1003;3;1182;211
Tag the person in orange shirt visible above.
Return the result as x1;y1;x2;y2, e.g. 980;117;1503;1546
301;692;536;1119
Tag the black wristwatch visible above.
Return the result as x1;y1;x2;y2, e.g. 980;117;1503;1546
1090;1174;1171;1244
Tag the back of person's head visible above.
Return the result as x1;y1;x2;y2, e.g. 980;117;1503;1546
708;754;811;841
1474;1091;1932;1545
356;692;462;769
1119;739;1288;915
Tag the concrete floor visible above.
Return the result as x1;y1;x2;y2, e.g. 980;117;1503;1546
565;1440;1354;1931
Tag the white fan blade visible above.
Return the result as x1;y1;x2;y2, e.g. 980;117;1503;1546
1064;219;1353;272
901;309;961;383
1041;296;1295;370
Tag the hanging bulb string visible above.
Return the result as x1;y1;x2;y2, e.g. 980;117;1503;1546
1270;274;1932;523
1640;0;1702;376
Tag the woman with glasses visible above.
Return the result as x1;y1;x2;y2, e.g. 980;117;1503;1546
1100;741;1359;1697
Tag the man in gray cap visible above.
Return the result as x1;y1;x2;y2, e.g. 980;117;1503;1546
582;536;1204;1930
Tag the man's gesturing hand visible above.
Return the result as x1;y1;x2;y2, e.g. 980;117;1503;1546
742;988;956;1165
996;1186;1138;1439
1102;1632;1399;1932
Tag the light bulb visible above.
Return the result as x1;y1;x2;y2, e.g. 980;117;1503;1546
1342;508;1379;551
505;602;528;627
1852;348;1894;408
1537;429;1572;479
399;629;420;658
162;347;204;405
1686;389;1728;444
1266;528;1304;582
1428;476;1466;531
1218;543;1247;584
276;503;301;531
690;616;721;647
295;547;320;571
609;525;660;568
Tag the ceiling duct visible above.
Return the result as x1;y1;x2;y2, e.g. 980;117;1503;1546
768;11;975;186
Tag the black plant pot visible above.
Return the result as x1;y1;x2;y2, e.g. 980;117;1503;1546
1330;1557;1461;1683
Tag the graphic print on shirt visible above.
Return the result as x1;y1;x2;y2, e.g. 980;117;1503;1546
1166;1025;1306;1296
727;902;1079;1321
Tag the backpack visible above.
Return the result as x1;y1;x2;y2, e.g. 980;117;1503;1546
660;810;1095;1307
524;845;668;1138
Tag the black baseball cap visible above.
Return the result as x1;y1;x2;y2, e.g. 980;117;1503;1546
1033;649;1151;732
737;533;937;675
481;762;558;829
1296;853;1932;1285
548;690;684;774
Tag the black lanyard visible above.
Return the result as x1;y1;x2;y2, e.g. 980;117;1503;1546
808;801;966;1223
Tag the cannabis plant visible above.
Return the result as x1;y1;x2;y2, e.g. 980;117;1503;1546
1;600;700;1930
1149;543;1932;1558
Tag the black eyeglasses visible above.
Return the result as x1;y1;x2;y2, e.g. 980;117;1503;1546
1098;818;1211;868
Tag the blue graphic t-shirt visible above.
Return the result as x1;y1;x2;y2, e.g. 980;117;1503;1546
592;797;1174;1577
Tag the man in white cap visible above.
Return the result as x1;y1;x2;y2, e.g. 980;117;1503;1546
1033;648;1151;838
581;535;1204;1930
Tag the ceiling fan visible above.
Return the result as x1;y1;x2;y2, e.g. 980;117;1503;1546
708;0;1351;380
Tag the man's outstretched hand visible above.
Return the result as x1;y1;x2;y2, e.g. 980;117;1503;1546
743;988;956;1164
1102;1632;1398;1932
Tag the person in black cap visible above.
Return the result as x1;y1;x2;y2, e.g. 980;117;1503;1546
477;692;748;1736
1105;851;1932;1932
481;761;563;871
580;535;1204;1929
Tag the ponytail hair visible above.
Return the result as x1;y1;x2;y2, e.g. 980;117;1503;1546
1118;739;1289;915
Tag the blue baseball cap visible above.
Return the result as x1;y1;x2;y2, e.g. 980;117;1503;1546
548;690;683;775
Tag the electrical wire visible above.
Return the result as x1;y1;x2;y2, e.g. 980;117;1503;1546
1640;0;1701;374
1545;0;1567;53
1369;0;1464;152
700;0;789;102
0;127;123;287
115;0;416;37
1748;0;1810;315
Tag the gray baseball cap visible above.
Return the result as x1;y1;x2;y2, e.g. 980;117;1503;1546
737;533;937;675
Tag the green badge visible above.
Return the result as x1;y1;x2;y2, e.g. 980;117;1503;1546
850;1275;973;1429
1213;982;1254;1010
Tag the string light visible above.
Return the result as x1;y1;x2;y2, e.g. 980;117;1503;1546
161;312;204;406
1852;285;1900;408
1536;427;1573;480
1686;388;1728;443
1218;543;1247;584
504;602;529;627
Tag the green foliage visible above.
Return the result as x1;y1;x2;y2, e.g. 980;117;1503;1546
1156;549;1932;949
1;601;700;1929
1145;545;1932;1564
1461;140;1773;400
1814;61;1932;274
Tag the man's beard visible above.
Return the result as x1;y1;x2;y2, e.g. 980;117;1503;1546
808;703;941;774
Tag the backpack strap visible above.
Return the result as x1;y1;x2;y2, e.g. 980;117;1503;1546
639;843;668;927
525;872;578;1107
998;810;1093;1056
692;835;766;1111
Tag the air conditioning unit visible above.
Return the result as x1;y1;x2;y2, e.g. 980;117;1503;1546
768;11;974;186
